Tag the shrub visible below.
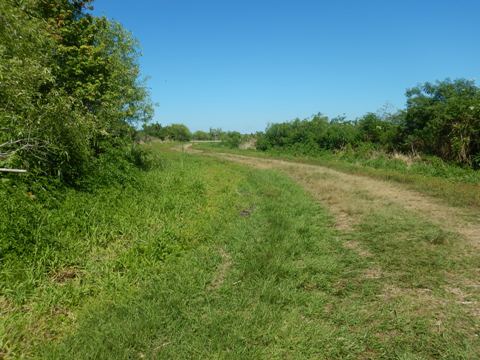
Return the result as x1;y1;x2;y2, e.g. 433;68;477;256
255;79;480;168
0;0;153;184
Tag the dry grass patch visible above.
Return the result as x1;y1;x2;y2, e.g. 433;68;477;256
207;248;232;291
343;240;372;257
51;267;80;284
363;266;383;279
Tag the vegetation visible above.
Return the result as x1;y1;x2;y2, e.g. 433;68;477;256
0;0;152;184
2;1;479;359
2;144;479;359
192;130;211;140
194;141;480;209
191;128;247;147
1;145;236;356
141;123;248;148
403;79;480;166
256;79;480;169
142;123;192;141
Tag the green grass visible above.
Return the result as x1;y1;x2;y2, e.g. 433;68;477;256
194;142;480;209
1;144;242;356
2;143;479;359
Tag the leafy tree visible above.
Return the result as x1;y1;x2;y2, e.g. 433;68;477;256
0;0;153;183
163;124;192;141
192;130;210;140
209;128;223;141
357;113;384;143
142;123;192;141
357;113;399;149
403;79;480;166
142;123;163;138
255;79;480;168
221;131;243;148
322;121;359;150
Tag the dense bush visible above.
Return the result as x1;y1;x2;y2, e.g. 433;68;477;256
357;113;401;149
0;0;152;184
192;130;210;140
144;125;247;148
258;114;363;154
191;128;226;141
221;131;243;148
142;123;192;141
256;79;480;168
402;79;480;167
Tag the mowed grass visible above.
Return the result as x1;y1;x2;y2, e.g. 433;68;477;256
2;143;479;358
193;142;480;209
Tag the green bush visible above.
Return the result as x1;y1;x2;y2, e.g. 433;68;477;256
142;123;192;141
256;79;480;169
403;79;480;167
0;0;153;184
221;131;243;148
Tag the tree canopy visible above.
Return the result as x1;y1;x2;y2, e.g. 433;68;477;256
0;0;152;183
256;79;480;168
403;79;480;166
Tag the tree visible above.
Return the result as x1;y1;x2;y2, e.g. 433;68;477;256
221;131;242;148
403;79;480;166
0;0;153;182
209;128;223;141
356;113;399;149
143;123;163;138
163;124;192;141
192;130;210;140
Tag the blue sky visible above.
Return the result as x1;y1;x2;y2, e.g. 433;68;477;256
93;0;480;133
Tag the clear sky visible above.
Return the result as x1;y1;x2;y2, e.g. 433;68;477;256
93;0;479;133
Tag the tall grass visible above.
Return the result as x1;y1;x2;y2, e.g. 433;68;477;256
2;143;479;358
1;144;243;356
43;153;480;359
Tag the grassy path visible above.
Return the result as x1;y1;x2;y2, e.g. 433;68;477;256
3;144;480;358
191;143;480;209
202;151;480;247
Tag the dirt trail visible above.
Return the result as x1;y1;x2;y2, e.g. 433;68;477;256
186;147;480;247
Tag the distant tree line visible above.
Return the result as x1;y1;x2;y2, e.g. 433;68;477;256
1;0;153;184
257;79;480;168
142;124;246;148
142;123;192;142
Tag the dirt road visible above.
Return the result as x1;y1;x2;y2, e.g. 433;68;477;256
185;145;480;248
